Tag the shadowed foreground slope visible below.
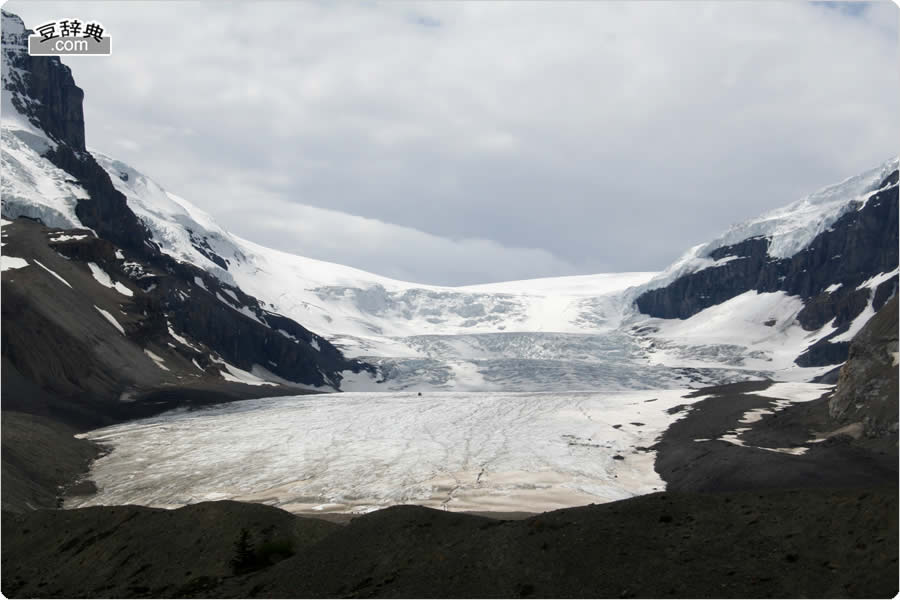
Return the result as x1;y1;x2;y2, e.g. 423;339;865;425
2;487;897;598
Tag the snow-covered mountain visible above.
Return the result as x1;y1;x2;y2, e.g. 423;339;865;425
92;151;657;340
634;158;898;375
2;8;897;399
79;147;898;391
71;151;673;391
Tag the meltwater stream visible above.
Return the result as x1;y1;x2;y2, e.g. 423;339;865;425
68;390;702;514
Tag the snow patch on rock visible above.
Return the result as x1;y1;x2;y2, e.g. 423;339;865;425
1;255;28;271
144;349;170;372
94;305;125;335
34;259;71;288
87;262;133;297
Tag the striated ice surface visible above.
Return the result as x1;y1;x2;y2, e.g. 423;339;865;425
71;389;704;514
69;382;836;514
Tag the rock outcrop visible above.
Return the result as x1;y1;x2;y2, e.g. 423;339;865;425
828;295;899;437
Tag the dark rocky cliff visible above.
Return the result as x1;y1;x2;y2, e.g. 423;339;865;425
635;169;898;367
1;11;85;152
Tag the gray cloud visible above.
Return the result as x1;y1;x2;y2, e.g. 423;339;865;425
8;1;898;285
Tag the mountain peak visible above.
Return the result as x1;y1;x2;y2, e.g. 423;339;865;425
641;156;900;294
1;10;86;152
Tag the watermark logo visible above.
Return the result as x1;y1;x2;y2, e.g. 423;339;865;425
28;19;111;56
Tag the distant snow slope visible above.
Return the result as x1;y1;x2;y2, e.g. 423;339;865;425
631;291;836;376
93;153;646;336
99;149;655;342
93;152;716;391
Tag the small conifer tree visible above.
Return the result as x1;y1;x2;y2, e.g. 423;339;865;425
231;528;255;573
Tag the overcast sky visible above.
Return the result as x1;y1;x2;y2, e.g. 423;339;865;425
9;1;900;285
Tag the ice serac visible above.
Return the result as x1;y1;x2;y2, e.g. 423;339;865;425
1;11;372;425
634;159;899;367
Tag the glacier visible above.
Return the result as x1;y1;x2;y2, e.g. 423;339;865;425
68;384;834;514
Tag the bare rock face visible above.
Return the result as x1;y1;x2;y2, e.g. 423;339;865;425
829;295;898;437
1;10;86;152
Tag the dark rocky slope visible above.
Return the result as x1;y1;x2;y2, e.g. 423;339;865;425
1;217;362;512
653;381;896;495
1;219;366;431
1;10;150;252
1;411;99;512
2;487;896;598
635;168;898;367
653;298;897;497
2;501;341;598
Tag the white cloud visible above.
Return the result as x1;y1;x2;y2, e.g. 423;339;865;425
7;1;898;284
232;200;579;284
